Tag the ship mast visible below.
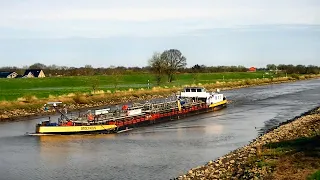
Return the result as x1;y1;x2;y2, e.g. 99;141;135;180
46;102;70;121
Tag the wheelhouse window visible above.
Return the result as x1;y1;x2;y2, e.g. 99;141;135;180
185;88;190;92
191;89;196;92
197;89;202;92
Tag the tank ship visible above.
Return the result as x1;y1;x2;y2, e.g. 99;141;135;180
32;87;227;135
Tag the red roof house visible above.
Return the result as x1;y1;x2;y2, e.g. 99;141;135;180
248;67;257;72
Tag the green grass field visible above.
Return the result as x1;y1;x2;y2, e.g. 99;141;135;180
0;71;276;101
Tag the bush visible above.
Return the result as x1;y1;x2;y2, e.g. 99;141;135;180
17;94;38;103
290;74;300;80
307;170;320;180
72;93;88;104
305;75;312;79
244;79;252;85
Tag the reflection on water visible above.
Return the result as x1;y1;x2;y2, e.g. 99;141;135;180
0;79;319;180
205;124;224;134
38;134;117;142
38;134;118;165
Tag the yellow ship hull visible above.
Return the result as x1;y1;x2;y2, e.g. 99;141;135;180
36;125;117;134
209;100;227;108
33;100;227;135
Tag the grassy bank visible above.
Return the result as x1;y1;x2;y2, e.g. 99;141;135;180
0;71;274;101
176;107;320;180
0;73;319;121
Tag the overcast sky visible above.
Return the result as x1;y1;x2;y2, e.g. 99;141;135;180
0;0;319;68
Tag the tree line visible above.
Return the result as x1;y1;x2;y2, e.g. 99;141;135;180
1;52;319;80
0;64;151;76
265;64;320;74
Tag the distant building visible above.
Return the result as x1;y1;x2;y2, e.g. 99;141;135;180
0;71;18;78
248;67;257;72
23;71;34;78
23;69;46;78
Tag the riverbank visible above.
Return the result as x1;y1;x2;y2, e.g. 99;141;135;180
1;75;319;122
0;71;276;101
175;106;320;180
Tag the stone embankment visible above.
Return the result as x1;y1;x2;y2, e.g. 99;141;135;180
175;107;320;180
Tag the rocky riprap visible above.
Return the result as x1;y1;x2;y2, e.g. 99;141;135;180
175;107;320;180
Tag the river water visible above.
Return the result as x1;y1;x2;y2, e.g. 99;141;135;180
0;79;319;180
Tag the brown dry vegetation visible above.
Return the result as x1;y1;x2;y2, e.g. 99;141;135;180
249;135;320;180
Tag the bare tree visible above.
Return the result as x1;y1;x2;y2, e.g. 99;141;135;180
84;64;95;76
160;49;187;82
192;73;199;84
90;77;100;94
110;66;122;89
148;52;166;85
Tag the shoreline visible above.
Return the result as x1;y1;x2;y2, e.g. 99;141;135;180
175;106;320;180
1;76;319;122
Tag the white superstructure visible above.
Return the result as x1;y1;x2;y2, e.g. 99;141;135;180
178;87;225;106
